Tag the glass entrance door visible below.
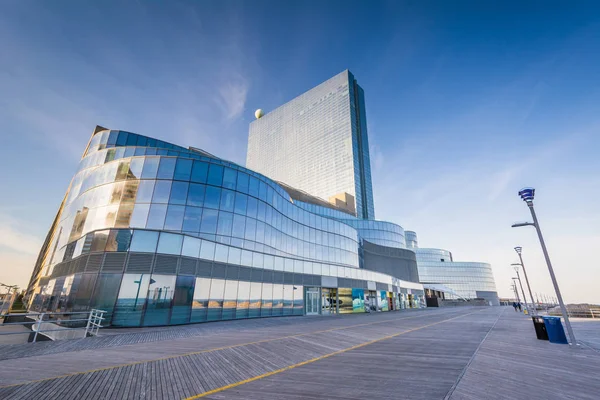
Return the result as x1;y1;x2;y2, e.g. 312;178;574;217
306;288;320;315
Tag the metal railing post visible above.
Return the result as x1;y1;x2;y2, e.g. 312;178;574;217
84;309;94;338
33;313;44;343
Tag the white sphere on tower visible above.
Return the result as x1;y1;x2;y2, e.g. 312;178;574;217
255;109;264;119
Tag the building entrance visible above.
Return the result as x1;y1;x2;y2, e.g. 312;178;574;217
321;288;338;314
306;288;320;315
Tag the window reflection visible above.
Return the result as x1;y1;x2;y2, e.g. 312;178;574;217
112;273;151;326
191;277;211;322
143;274;176;326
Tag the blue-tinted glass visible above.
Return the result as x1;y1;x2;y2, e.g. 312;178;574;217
130;204;150;228
147;138;157;147
187;183;205;207
135;180;155;203
257;201;266;221
146;204;167;229
124;147;135;158
126;134;137;146
130;230;159;252
164;205;185;231
116;131;128;146
216;211;233;236
236;172;249;193
258;181;267;201
174;159;193;181
182;207;202;232
145;148;157;156
247;197;258;218
204;186;221;209
207;164;223;186
141;157;159;179
169;181;189;205
234;192;247;215
136;136;148;147
152;181;172;203
232;214;246;238
114;147;125;160
128;158;144;179
157;232;183;255
220;189;235;212
191;161;208;183
107;131;118;146
200;209;218;234
222;168;237;190
248;177;259;198
245;217;256;241
157;157;176;179
171;275;194;324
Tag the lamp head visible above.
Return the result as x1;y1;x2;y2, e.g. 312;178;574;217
514;246;522;255
518;187;535;204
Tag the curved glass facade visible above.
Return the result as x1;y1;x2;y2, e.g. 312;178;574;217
417;258;498;301
26;128;424;326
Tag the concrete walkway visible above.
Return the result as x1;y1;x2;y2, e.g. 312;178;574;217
0;307;598;399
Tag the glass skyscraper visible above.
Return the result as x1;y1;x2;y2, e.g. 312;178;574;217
247;70;375;220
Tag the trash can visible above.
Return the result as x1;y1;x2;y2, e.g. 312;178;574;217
532;316;548;340
543;316;568;344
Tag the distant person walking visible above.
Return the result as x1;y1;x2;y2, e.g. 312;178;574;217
513;302;518;312
517;302;522;312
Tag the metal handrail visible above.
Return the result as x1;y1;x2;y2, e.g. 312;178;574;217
0;309;107;342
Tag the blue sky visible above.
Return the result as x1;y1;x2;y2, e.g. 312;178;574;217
1;1;599;303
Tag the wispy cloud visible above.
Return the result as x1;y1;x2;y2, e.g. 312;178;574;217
216;75;249;120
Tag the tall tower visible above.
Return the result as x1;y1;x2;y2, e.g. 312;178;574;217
247;70;375;219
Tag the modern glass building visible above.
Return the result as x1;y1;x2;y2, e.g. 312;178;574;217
406;231;499;305
247;70;375;220
25;127;424;327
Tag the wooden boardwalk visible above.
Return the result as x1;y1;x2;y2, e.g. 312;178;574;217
0;307;598;399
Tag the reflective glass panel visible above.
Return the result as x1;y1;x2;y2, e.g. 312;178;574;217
187;183;205;207
174;158;193;181
130;230;159;252
143;274;176;326
157;157;176;179
169;182;189;205
191;277;211;322
157;232;183;255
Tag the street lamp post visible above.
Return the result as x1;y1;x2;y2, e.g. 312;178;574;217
511;279;521;303
512;187;577;346
513;267;529;313
513;247;537;315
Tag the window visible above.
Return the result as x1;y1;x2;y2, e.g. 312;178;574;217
157;232;183;255
207;164;223;186
169;181;189;205
234;192;247;215
191;161;208;183
247;197;258;218
130;230;159;252
187;183;205;207
222;168;237;189
174;158;193;181
204;186;221;209
146;204;167;229
248;177;259;198
141;157;159;179
232;214;246;238
216;211;233;236
157;157;176;179
220;189;235;212
182;236;201;257
237;172;249;193
135;180;155;203
200;209;218;234
182;207;202;233
164;205;185;230
152;181;172;203
105;229;132;252
130;204;150;228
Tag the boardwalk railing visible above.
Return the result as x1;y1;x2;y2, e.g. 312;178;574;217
0;309;106;342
